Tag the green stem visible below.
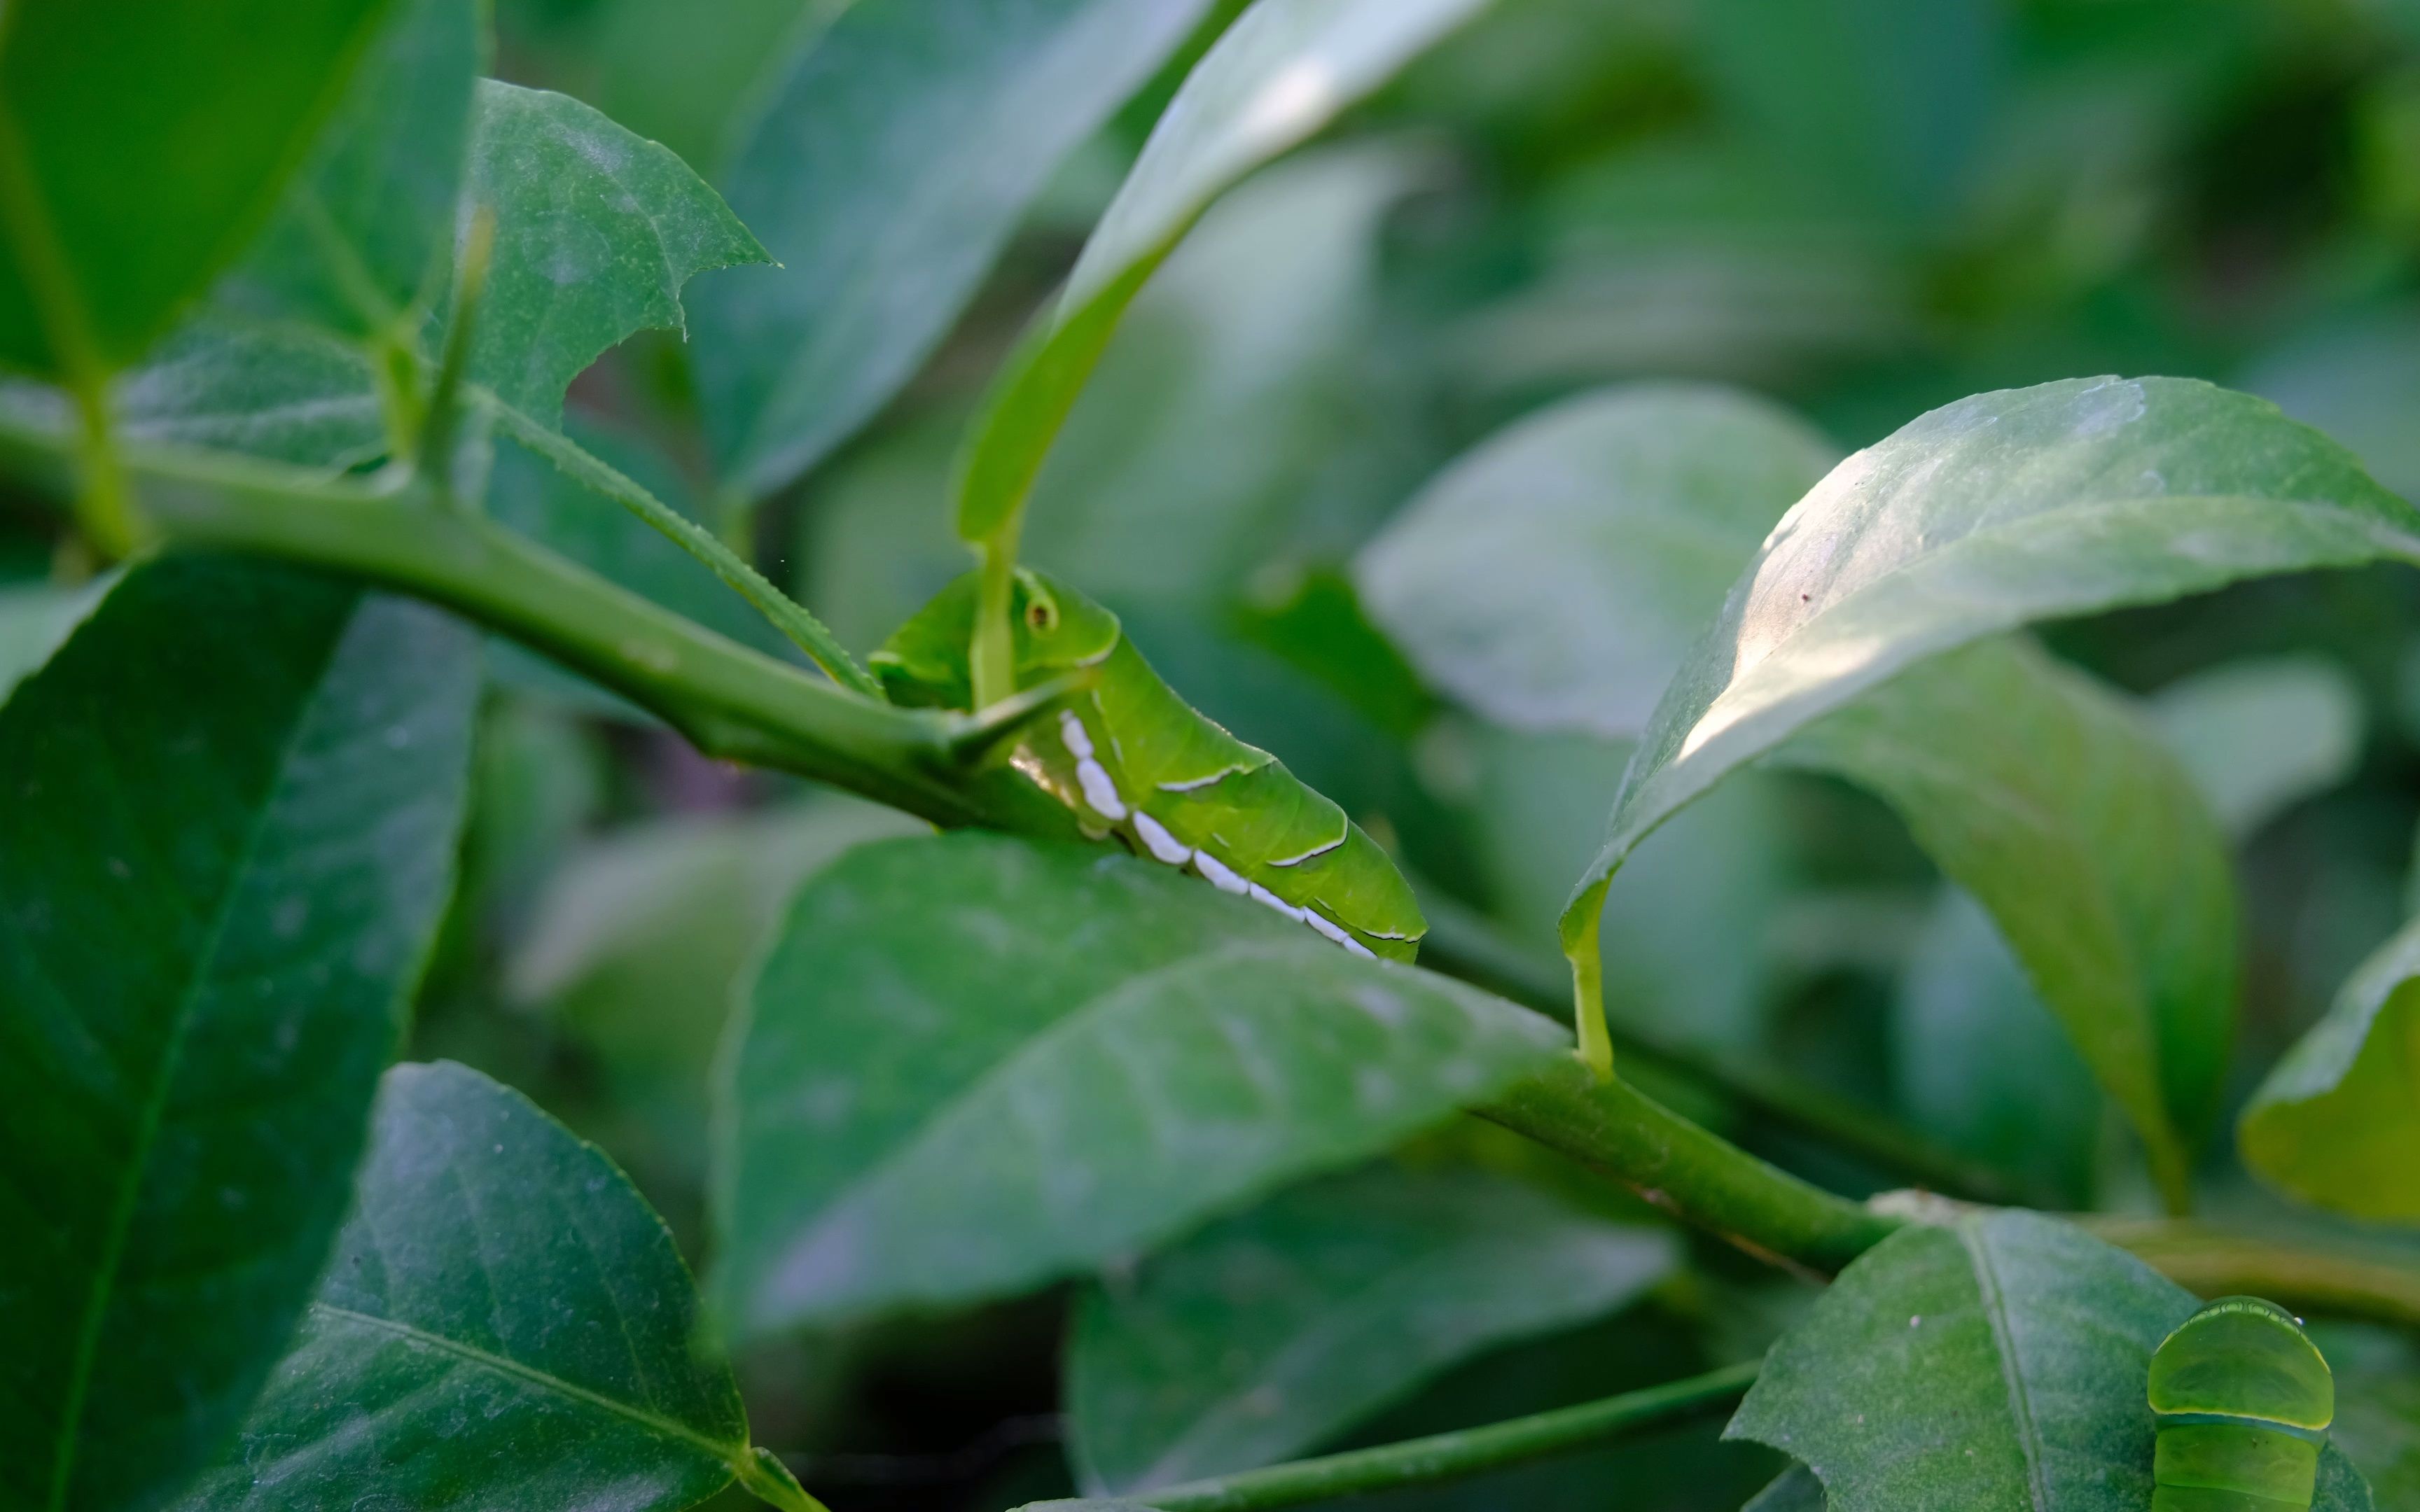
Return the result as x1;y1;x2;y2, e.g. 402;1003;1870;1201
1419;894;2045;1207
1141;1361;1760;1512
121;442;1070;837
1481;1058;1902;1278
2087;1218;2420;1329
736;1446;832;1512
1568;908;1613;1082
971;529;1020;710
489;402;884;699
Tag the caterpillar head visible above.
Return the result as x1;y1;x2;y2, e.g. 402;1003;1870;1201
872;568;1121;710
2149;1296;2333;1435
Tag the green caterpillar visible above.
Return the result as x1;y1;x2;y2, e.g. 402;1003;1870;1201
872;568;1426;962
2148;1296;2335;1511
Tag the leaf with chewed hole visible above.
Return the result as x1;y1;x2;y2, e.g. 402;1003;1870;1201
174;1060;814;1512
1725;1209;2374;1511
711;832;1569;1337
1066;1163;1678;1493
1562;377;2420;969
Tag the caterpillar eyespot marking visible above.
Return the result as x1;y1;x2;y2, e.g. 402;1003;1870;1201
876;569;1428;962
2149;1296;2334;1511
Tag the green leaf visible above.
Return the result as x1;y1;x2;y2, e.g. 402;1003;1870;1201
1357;383;1838;738
1066;1163;1678;1493
216;0;486;339
1028;143;1427;608
0;573;111;704
1774;638;2236;1209
0;0;395;374
116;317;387;469
2239;913;2420;1222
2148;655;2363;840
1744;1465;1827;1511
175;1060;813;1512
0;556;478;1512
1892;892;2103;1209
693;0;1215;496
508;796;924;1166
1565;377;2420;959
954;0;1492;547
466;80;768;422
712;832;1569;1337
1725;1210;2374;1512
2311;1324;2420;1508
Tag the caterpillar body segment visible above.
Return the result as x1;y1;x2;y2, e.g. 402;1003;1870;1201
2148;1296;2335;1511
872;569;1426;962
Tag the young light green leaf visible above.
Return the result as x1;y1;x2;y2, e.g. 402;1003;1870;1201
694;0;1215;496
216;0;485;338
1564;377;2420;972
2148;656;2363;840
711;832;1569;1337
0;557;477;1512
1066;1163;1678;1493
176;1060;817;1512
1774;638;2236;1211
1726;1210;2375;1512
1028;143;1428;608
2239;915;2420;1222
1357;384;1838;738
0;0;394;374
466;80;769;423
954;0;1494;547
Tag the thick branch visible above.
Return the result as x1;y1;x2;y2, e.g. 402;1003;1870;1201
1139;1361;1760;1512
1480;1058;1902;1278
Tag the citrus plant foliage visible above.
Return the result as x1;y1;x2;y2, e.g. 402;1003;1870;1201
1;2;2417;1511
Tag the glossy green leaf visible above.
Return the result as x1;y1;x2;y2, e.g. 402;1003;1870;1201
712;832;1568;1337
175;1060;813;1512
1358;384;1838;738
1066;1163;1678;1493
1775;638;2236;1208
2240;913;2420;1222
216;0;485;339
466;80;768;423
1565;377;2420;959
954;0;1492;546
508;796;924;1163
693;0;1214;496
2149;656;2363;840
0;0;394;374
1726;1210;2374;1512
0;556;478;1512
1028;143;1426;607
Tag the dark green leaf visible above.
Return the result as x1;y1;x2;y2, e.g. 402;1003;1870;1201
2148;656;2363;840
217;0;486;339
1066;1163;1678;1492
0;556;478;1512
955;0;1492;547
1744;1465;1826;1511
1774;638;2236;1207
1358;384;1837;738
693;0;1214;495
0;0;394;373
2240;914;2420;1222
712;832;1569;1337
176;1060;812;1512
0;573;111;704
467;80;768;422
1566;377;2419;962
2311;1324;2420;1508
1726;1210;2374;1511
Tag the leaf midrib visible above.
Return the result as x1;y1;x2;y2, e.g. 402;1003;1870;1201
311;1303;749;1470
46;614;352;1511
1960;1222;2050;1512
